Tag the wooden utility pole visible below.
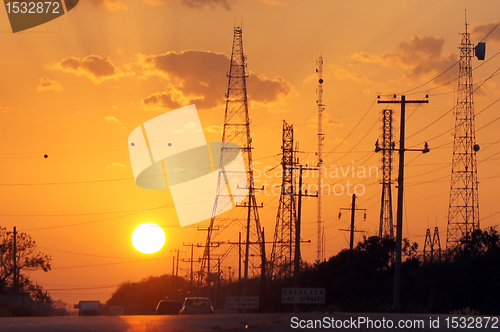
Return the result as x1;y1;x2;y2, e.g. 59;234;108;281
260;228;266;313
238;232;242;296
294;165;318;313
13;226;17;294
183;243;198;294
377;94;429;313
339;195;366;251
170;249;185;300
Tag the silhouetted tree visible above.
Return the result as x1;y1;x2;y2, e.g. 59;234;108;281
0;227;51;296
107;274;188;315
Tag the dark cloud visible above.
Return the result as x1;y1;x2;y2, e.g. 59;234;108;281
142;91;182;109
247;75;290;104
353;35;458;84
383;35;458;83
53;55;127;83
138;50;291;110
472;22;500;46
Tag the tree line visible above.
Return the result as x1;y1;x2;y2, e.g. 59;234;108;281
2;225;498;316
105;228;500;315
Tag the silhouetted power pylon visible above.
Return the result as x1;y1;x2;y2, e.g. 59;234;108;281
270;121;297;279
202;26;264;296
378;109;394;239
424;227;441;263
446;19;483;248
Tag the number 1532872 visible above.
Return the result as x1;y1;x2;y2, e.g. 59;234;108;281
5;2;60;14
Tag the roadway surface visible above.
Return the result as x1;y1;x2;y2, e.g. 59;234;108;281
1;313;498;331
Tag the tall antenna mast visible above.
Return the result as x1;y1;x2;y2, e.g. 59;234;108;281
446;17;481;247
316;56;325;262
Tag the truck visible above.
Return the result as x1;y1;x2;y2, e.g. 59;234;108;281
77;301;101;316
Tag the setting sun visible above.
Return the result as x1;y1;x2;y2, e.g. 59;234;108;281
131;223;166;254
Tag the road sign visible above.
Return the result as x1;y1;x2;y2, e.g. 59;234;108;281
282;288;325;304
226;296;260;309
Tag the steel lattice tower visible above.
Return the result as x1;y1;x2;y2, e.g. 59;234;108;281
270;121;297;279
424;227;441;263
316;56;325;262
446;22;480;247
202;27;264;293
379;109;394;238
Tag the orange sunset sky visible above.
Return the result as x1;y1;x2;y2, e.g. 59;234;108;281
1;0;500;305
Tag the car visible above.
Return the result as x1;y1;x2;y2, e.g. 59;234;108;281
179;297;214;315
155;300;182;315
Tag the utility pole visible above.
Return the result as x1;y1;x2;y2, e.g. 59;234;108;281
183;243;199;294
197;240;222;301
217;258;221;309
294;165;318;302
376;94;430;313
176;250;181;277
228;235;277;311
339;195;366;251
171;249;185;300
240;199;264;296
13;226;17;294
238;232;241;295
171;255;175;299
260;227;266;313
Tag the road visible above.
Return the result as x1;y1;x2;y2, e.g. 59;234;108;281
1;313;498;331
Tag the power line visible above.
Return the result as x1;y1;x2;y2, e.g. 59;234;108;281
51;256;174;270
322;97;378;160
45;285;119;291
37;246;137;260
400;21;500;95
405;64;500;141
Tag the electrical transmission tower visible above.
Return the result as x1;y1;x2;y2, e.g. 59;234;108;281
202;26;264;295
446;20;483;248
423;227;441;263
378;109;394;238
270;121;297;279
316;56;325;262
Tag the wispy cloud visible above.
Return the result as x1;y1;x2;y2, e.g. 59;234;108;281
107;162;126;168
104;116;125;129
37;77;63;92
204;125;223;134
256;0;284;7
89;0;127;11
472;22;500;46
308;112;344;128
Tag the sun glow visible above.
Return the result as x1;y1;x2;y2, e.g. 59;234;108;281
131;222;166;254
